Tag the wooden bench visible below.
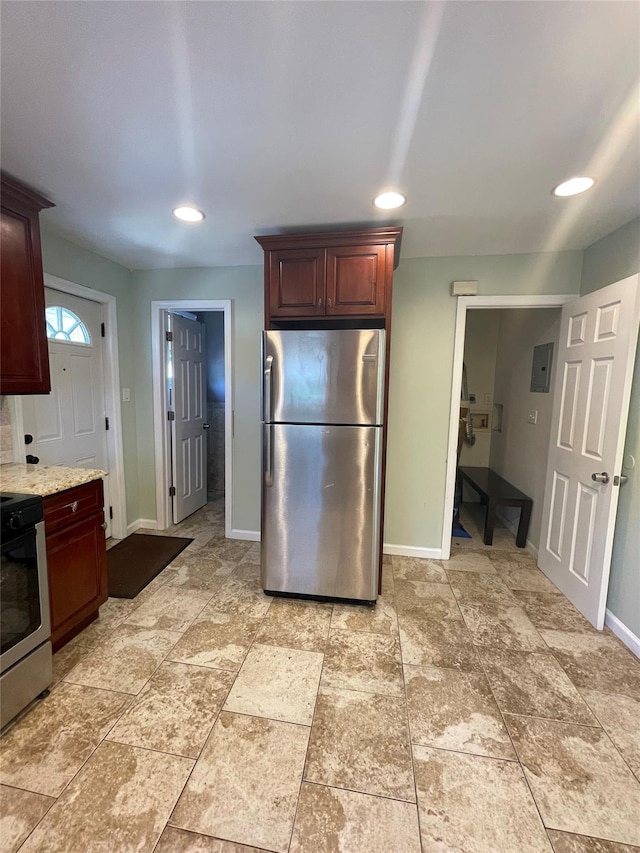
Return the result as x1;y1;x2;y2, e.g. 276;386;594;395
458;466;532;548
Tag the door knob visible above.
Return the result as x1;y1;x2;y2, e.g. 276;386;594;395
591;472;610;484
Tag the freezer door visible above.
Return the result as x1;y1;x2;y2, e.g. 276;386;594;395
261;423;381;601
262;329;385;425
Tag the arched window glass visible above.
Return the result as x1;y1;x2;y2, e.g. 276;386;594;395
45;307;91;344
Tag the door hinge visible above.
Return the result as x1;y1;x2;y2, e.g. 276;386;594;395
167;411;175;421
166;331;173;342
169;486;176;497
101;322;106;337
109;506;113;520
105;416;110;431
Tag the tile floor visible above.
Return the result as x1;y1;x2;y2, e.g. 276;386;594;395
1;500;639;852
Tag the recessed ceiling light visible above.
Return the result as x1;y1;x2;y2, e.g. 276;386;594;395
173;205;205;222
552;177;595;198
373;191;406;210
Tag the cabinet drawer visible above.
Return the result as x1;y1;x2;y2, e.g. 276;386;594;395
43;479;104;533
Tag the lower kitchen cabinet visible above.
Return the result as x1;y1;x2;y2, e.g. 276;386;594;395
43;479;107;651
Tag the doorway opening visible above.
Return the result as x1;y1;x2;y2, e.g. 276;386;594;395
151;300;233;538
13;273;127;540
442;295;573;560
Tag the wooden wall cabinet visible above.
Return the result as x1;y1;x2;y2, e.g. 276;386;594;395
256;227;402;326
0;173;54;395
43;479;107;651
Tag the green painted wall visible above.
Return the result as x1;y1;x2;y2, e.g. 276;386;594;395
129;267;264;532
39;226;139;521
385;251;583;549
581;216;640;637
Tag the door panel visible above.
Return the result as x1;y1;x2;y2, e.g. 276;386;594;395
261;423;381;601
22;289;110;536
538;275;640;628
170;313;207;523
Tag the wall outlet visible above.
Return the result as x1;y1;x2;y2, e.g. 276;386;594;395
484;393;492;405
527;409;538;425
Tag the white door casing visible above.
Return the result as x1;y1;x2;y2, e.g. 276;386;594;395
538;275;640;629
169;312;208;523
22;288;112;536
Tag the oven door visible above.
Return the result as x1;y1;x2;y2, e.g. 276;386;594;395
0;520;50;673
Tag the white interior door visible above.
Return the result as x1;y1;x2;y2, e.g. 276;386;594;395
22;289;111;536
170;313;207;523
538;275;640;628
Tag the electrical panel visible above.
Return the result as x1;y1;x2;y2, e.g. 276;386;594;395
531;342;554;392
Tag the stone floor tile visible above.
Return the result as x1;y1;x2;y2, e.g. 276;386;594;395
547;830;640;852
289;782;422;853
168;608;263;672
223;644;323;725
505;714;640;845
391;555;448;583
106;661;235;758
0;786;54;853
125;586;213;632
447;569;520;606
480;648;598;725
513;590;597;633
398;610;482;671
51;634;95;685
494;564;561;593
256;597;332;651
445;549;497;573
63;623;182;694
405;664;516;759
381;561;394;595
0;683;129;797
321;629;403;697
18;741;193;853
540;630;640;700
393;580;461;615
304;686;414;802
487;548;538;570
581;690;640;779
171;711;309;853
330;595;398;636
413;745;553;852
460;600;547;651
156;826;269;852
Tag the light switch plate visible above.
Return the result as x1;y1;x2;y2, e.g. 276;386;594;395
527;410;538;425
122;388;131;402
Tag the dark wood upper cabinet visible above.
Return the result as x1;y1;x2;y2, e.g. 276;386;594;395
1;173;54;395
256;227;402;327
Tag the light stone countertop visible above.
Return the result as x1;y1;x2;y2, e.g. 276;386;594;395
0;463;107;497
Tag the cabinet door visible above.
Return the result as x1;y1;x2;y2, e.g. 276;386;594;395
326;245;387;316
268;247;326;317
0;205;50;393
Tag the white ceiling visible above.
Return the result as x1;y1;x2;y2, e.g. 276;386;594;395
1;1;638;270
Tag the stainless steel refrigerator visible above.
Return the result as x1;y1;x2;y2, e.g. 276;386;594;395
261;328;385;603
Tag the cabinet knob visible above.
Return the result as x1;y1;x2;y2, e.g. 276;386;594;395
327;297;333;308
317;297;323;309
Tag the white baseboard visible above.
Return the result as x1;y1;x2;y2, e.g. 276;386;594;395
127;518;159;535
605;609;640;659
229;528;261;542
383;543;443;560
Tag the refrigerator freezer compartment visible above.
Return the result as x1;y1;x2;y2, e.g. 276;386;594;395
261;423;381;602
263;329;385;426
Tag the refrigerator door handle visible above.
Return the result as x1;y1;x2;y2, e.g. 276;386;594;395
264;355;273;423
265;424;273;488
